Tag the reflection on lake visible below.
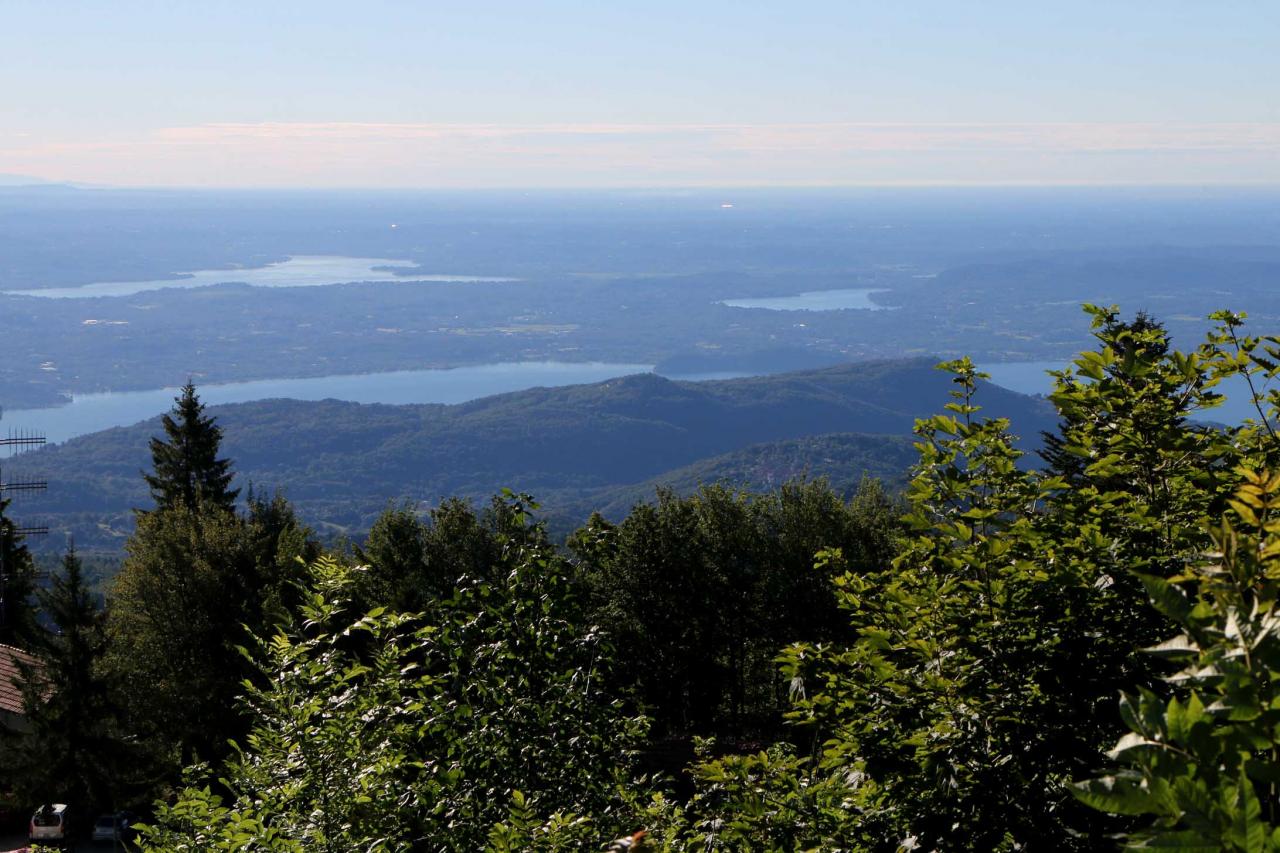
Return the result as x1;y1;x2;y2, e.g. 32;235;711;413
0;362;653;445
985;360;1269;425
720;288;891;311
3;255;519;299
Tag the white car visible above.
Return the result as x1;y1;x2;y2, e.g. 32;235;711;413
29;803;72;844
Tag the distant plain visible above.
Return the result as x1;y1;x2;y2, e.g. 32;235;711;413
4;185;1280;550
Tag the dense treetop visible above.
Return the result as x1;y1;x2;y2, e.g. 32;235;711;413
142;382;239;514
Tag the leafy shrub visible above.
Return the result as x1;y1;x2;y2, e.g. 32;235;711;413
1076;469;1280;849
142;500;647;851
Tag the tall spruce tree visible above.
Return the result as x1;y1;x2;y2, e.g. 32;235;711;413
0;494;37;646
2;545;117;813
142;382;238;514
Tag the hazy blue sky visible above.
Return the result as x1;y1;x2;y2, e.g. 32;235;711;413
3;1;1277;187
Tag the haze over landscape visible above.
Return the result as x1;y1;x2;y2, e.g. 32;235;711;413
3;3;1280;850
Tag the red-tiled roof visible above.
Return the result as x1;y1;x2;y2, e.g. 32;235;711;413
0;643;37;716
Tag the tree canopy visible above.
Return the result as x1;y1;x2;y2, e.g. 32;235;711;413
142;503;646;851
1;546;119;814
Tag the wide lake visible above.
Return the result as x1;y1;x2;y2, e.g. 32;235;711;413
0;362;661;445
3;255;518;299
720;288;891;311
986;360;1270;425
14;355;1268;448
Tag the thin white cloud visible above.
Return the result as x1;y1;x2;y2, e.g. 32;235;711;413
151;121;1280;151
4;122;1279;187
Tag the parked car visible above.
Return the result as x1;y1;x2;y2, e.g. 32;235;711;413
92;811;135;843
29;803;72;845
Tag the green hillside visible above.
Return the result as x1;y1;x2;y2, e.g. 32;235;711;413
579;432;918;521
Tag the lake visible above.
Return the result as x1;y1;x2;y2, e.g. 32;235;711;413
985;360;1271;425
720;288;891;311
3;255;519;299
0;362;656;445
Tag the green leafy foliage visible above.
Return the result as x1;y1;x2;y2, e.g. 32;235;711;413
1075;469;1280;849
677;742;871;851
571;478;900;743
485;789;599;853
351;494;547;614
106;492;317;777
669;308;1274;849
142;496;647;851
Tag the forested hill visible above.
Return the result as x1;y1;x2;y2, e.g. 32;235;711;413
582;432;920;520
8;358;1056;550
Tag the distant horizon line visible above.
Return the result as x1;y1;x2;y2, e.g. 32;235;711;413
6;179;1280;193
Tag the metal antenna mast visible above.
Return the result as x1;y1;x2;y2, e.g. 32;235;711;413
0;406;48;634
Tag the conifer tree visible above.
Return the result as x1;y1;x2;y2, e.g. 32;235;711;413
142;382;239;514
0;494;37;646
107;493;318;776
2;545;117;813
